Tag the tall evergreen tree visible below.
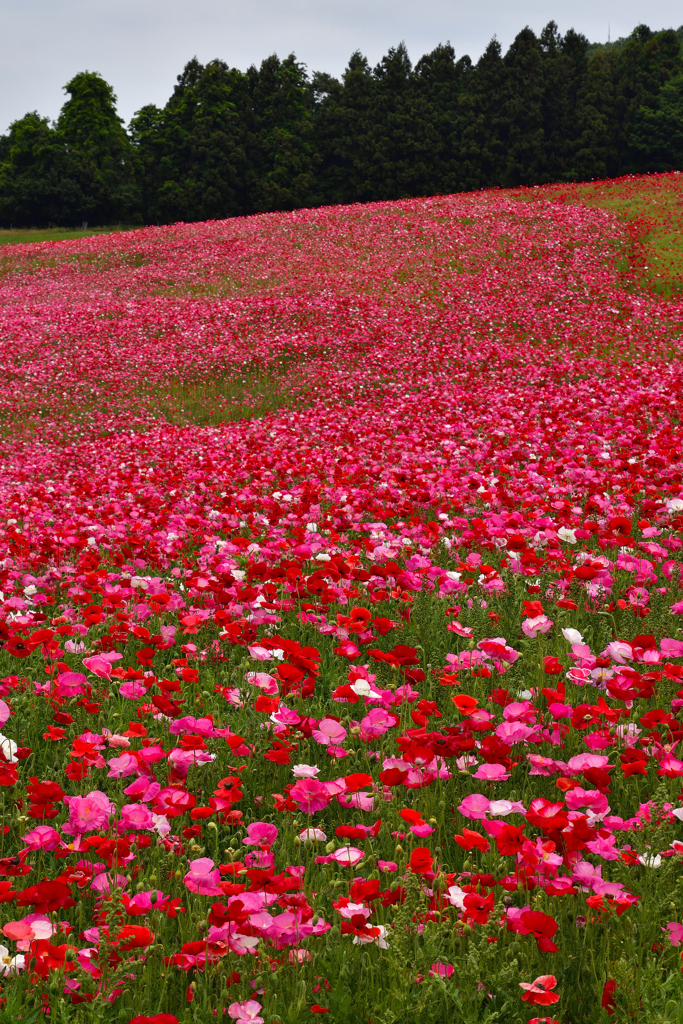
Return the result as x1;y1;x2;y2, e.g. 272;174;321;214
630;72;683;170
574;48;620;179
130;58;251;224
501;28;546;186
412;45;472;196
247;54;317;212
313;52;376;205
457;40;507;189
56;71;138;223
0;112;87;227
365;43;418;199
540;24;589;182
615;26;683;170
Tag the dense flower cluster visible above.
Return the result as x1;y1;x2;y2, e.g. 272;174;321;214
0;174;682;1021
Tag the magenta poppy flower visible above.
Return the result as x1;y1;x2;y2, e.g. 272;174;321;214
62;790;115;835
20;826;61;851
120;803;156;830
243;822;278;846
289;778;331;813
458;794;491;819
665;922;683;946
227;1000;264;1023
184;858;223;896
312;718;347;746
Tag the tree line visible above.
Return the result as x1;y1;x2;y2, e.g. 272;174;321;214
1;21;683;228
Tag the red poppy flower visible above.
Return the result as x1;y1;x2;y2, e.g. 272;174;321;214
115;925;155;950
128;1016;179;1024
518;910;559;952
369;644;419;667
409;847;433;875
526;799;568;831
519;974;560;1005
254;695;279;713
0;880;17;901
452;694;479;715
543;656;563;675
42;725;66;741
345;773;373;793
4;637;35;658
454;828;489;853
462;890;494;924
495;824;526;856
0;764;18;787
16;880;76;913
264;740;293;765
190;806;214;820
602;980;617;1015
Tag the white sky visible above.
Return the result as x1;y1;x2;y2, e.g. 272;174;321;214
1;0;682;133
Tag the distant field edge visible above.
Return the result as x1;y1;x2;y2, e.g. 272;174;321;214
0;224;139;245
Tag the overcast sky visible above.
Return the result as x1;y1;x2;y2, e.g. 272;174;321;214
2;0;682;133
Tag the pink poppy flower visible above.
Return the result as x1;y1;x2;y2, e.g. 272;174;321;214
62;790;115;835
107;752;139;778
522;615;553;638
244;822;278;846
228;999;264;1023
289;779;331;813
430;962;454;978
312;718;347;746
458;794;491;819
20;826;62;851
330;846;364;867
120;803;156;830
119;680;148;699
90;872;128;894
565;788;609;814
54;671;88;697
473;763;511;781
184;858;223;896
82;653;121;679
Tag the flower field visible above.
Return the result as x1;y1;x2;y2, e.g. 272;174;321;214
1;173;683;1023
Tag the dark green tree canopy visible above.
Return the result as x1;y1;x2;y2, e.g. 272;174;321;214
2;21;683;228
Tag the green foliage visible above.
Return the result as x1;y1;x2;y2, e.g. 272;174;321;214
130;58;252;223
2;21;683;227
631;73;683;170
0;72;139;228
247;53;317;212
0;112;88;228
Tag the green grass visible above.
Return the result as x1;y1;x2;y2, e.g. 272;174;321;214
563;177;683;296
0;225;136;246
150;365;312;428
